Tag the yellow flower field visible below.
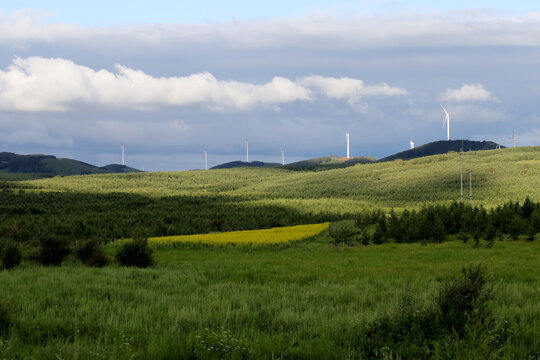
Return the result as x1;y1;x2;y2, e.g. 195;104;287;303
147;223;330;247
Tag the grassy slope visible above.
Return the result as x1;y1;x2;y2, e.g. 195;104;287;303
19;147;540;211
1;235;539;358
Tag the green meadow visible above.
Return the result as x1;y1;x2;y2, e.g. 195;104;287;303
1;147;540;359
2;235;540;359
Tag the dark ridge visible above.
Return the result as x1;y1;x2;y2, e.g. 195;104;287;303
285;156;376;171
378;140;504;162
0;152;141;177
211;161;282;170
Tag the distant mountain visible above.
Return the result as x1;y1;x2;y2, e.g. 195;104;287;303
0;152;142;176
378;140;504;162
285;156;375;171
211;161;282;170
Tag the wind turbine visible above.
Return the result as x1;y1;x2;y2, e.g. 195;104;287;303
511;129;517;148
204;150;208;170
440;104;453;141
121;145;125;166
345;133;350;158
245;140;249;162
409;138;415;149
280;147;285;166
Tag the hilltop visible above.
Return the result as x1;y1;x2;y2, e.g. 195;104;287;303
0;152;142;177
379;140;503;162
285;156;375;170
210;140;502;171
210;160;282;169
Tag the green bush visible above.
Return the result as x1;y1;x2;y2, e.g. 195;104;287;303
115;238;155;268
328;220;359;249
38;235;71;266
0;240;22;270
362;264;498;359
437;264;492;334
0;298;12;333
74;239;110;267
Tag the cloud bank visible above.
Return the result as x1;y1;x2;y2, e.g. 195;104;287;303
3;9;540;49
0;57;407;112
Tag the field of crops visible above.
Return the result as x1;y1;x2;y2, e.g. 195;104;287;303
145;223;329;246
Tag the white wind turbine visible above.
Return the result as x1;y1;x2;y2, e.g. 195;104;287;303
440;104;454;141
345;133;350;158
409;138;415;149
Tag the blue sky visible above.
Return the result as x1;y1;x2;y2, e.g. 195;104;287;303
3;1;540;24
0;2;539;170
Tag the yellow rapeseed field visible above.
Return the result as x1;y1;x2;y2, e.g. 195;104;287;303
147;223;329;247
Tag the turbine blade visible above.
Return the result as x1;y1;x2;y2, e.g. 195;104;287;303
440;104;449;115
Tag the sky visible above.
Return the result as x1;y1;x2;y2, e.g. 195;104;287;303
1;1;539;171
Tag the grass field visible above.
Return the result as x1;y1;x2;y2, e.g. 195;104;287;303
2;233;540;359
15;147;540;213
1;148;540;358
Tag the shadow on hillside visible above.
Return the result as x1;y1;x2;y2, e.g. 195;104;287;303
0;190;345;243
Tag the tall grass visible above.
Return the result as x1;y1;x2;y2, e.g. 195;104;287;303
1;234;540;358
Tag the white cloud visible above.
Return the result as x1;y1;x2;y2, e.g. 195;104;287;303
0;57;408;112
438;84;496;102
0;56;312;112
3;9;540;49
299;75;408;111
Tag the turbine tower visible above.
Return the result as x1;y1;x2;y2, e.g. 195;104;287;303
245;140;249;162
345;133;350;158
204;150;208;170
409;138;415;149
281;147;285;166
440;104;453;141
121;145;125;166
511;129;517;148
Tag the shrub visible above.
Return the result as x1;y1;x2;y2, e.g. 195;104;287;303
457;232;469;243
116;238;155;268
0;298;12;333
437;264;492;334
38;235;71;266
75;239;111;267
328;220;359;250
362;264;496;359
0;239;22;270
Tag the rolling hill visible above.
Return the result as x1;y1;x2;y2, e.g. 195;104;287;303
0;152;142;176
210;160;282;169
285;156;375;170
378;140;503;162
14;146;540;209
211;140;502;171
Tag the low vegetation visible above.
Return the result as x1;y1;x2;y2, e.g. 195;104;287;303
115;238;155;268
1;148;539;358
145;223;329;247
1;235;540;359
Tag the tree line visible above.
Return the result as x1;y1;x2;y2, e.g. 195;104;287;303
329;198;540;247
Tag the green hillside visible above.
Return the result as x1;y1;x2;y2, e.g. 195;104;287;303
0;152;141;176
286;155;375;171
16;146;540;209
379;139;502;162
